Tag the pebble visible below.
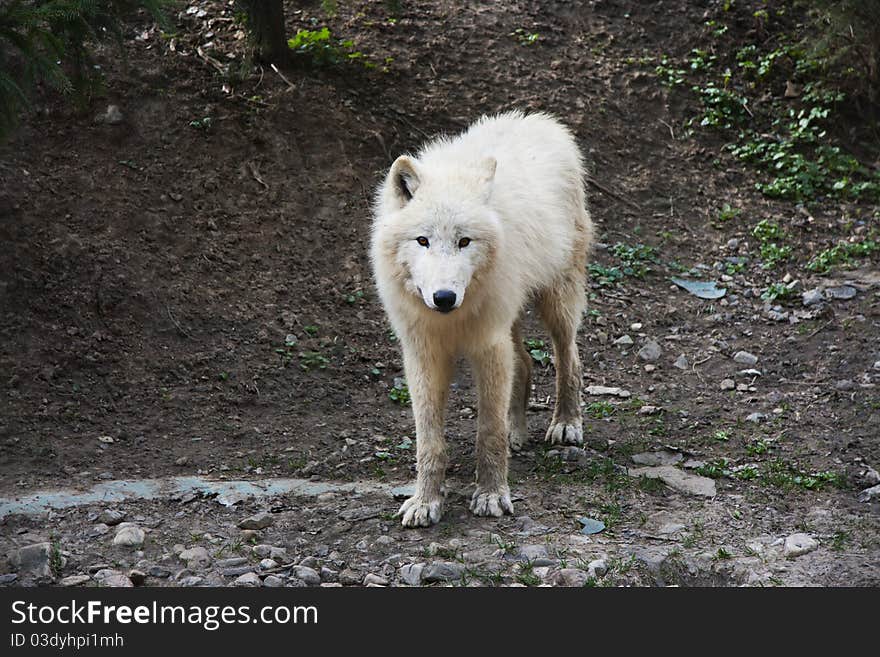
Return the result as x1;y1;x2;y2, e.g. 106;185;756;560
292;566;321;586
60;574;91;587
112;523;145;547
825;285;856;300
94;569;133;587
720;378;735;391
587;559;608;578
216;557;248;568
585;385;631;398
260;559;277;570
263;575;284;587
399;563;425;586
628;466;716;497
802;288;823;306
422;562;465;583
179;546;211;569
638;340;662;362
148;566;171;578
320;566;339;582
238;511;274;530
733;351;758;366
339;569;361;586
858;484;880;502
517;544;554;566
745;412;766;423
97;509;126;526
873;361;880;371
614;335;634;346
835;379;855;391
673;354;688;370
783;533;819;558
233;572;262;587
554;568;590;587
128;569;147;586
95;105;124;125
0;574;19;585
222;566;255;577
178;576;204;587
11;543;53;579
363;573;388;586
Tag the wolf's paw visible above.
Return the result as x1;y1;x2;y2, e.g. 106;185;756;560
546;420;583;446
396;495;443;527
469;488;514;518
508;427;529;453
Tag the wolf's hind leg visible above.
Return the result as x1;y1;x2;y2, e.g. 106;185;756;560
395;340;454;527
508;319;533;453
469;337;515;518
537;271;586;446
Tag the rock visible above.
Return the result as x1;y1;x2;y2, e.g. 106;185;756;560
128;569;147;586
631;450;683;467
238;511;274;530
320;567;338;583
94;569;133;587
233;572;262;587
178;576;204;587
614;335;634;346
222;566;255;577
422;562;465;583
11;543;54;580
585;385;631;398
0;574;19;585
517;544;553;566
745;412;766;423
638;405;660;415
673;354;688;370
97;509;126;526
112;523;145;547
638;340;662;362
363;573;388;586
864;467;880;486
802;288;824;306
292;566;321;586
216;557;249;568
720;378;735;391
263;575;284;587
339;569;361;586
260;559;277;570
873;361;880;371
60;574;91;587
858;484;880;502
148;566;171;578
783;533;819;558
587;559;608;578
554;568;590;587
399;563;425;586
629;466;716;497
97;104;124;125
733;351;758;366
179;546;211;569
825;285;856;300
835;379;855;392
726;238;740;250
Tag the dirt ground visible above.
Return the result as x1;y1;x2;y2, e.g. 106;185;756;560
0;0;878;587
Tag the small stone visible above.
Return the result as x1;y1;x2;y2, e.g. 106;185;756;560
339;569;361;586
720;379;735;391
98;104;124;125
825;285;857;300
585;385;631;398
614;335;634;347
174;456;189;466
745;412;766;423
363;573;388;586
292;566;321;586
673;354;688;370
422;562;464;583
128;569;147;586
112;524;145;547
835;379;855;391
94;570;133;587
222;566;255;577
726;238;740;250
517;544;553;566
873;360;880;371
864;467;880;486
554;568;590;587
11;543;53;579
179;546;211;569
233;572;262;587
263;575;284;587
628;466;716;497
587;559;608;578
802;288;824;306
260;559;277;570
60;574;91;587
238;511;274;530
178;575;204;587
638;340;662;362
631;451;683;466
148;566;171;578
733;351;758;366
97;509;126;526
216;557;248;568
320;566;339;583
399;563;425;586
638;405;660;415
858;484;880;502
0;574;19;585
783;533;819;558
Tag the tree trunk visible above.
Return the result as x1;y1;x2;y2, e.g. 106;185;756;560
237;0;288;64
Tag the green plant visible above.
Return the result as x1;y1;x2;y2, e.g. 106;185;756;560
695;458;729;478
298;351;329;371
510;28;539;46
588;263;624;287
717;203;741;222
525;338;551;367
0;0;166;140
586;401;615;419
389;380;410;405
288;27;372;67
761;283;794;302
610;242;657;277
807;239;879;273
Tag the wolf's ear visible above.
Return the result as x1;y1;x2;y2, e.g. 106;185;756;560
388;155;422;207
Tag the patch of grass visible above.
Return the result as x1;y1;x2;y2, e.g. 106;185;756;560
713;547;733;561
288;27;375;68
588;263;624;287
716;203;741;223
751;220;791;269
762;458;844;491
610;242;658;278
830;530;850;552
695;458;730;479
746;438;772;456
807;239;879;273
298;351;329;371
510;28;540;46
761;282;795;302
515;562;543;586
389;380;411;405
586;400;616;419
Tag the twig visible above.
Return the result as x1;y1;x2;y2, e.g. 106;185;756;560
270;63;295;91
248;161;269;190
806;319;834;339
659;119;676;140
167;305;191;338
584;174;642;212
196;46;226;75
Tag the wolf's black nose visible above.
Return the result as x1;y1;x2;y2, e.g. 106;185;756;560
433;290;457;312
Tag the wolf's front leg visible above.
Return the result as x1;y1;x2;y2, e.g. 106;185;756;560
470;337;515;518
395;339;454;527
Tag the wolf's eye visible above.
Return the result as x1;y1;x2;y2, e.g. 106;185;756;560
416;236;429;247
458;237;471;248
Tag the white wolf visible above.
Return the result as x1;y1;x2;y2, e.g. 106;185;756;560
371;111;593;527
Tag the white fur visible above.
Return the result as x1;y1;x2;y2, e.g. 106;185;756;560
371;111;593;527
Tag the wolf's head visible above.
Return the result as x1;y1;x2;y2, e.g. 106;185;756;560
373;154;500;314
